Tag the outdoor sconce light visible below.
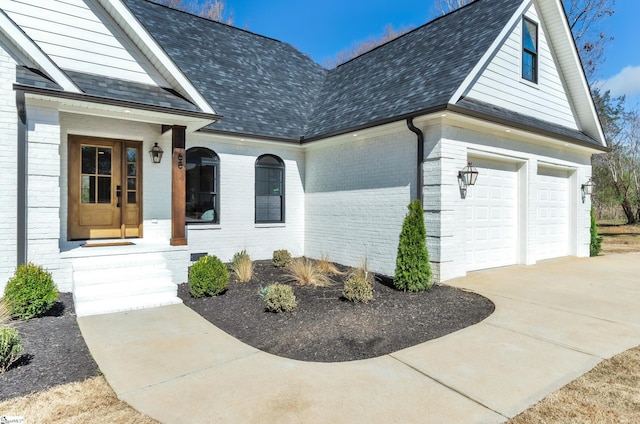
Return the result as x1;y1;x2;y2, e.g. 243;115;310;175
581;177;595;203
149;142;164;164
458;162;479;199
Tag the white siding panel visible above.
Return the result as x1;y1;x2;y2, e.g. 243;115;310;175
465;3;578;130
1;0;158;85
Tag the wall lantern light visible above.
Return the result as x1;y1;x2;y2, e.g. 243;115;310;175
459;162;479;186
581;177;595;203
458;162;479;199
149;142;164;164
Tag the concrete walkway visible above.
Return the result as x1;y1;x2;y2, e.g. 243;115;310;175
78;253;640;424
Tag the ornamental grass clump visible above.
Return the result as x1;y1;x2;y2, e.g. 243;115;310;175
263;283;297;313
0;300;11;328
189;255;229;298
394;200;432;292
272;249;292;268
231;250;254;283
316;254;342;276
4;262;58;320
285;257;332;287
0;327;22;373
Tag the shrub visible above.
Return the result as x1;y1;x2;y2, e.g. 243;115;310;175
285;257;332;287
231;250;254;283
258;285;270;300
590;207;602;257
343;276;374;304
263;283;297;313
4;263;58;320
189;255;229;298
0;327;23;373
272;250;292;268
394;200;432;292
316;254;342;276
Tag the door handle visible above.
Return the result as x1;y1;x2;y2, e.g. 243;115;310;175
116;185;122;208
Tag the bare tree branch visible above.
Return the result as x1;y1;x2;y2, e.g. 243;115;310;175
150;0;234;25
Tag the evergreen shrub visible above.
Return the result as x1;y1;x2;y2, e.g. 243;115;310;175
272;250;292;268
4;263;58;320
590;207;602;257
189;255;229;297
263;283;297;313
394;200;432;292
0;327;22;373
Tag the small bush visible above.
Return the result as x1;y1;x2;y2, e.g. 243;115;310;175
231;250;254;283
0;327;23;373
263;283;297;313
4;263;58;320
590;207;602;257
272;250;292;268
189;255;229;298
394;200;432;292
316;254;342;276
258;285;270;299
285;257;332;287
343;276;374;304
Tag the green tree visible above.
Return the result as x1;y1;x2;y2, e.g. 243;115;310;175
394;200;432;292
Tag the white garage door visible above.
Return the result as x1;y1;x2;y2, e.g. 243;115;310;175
536;168;570;260
465;158;519;271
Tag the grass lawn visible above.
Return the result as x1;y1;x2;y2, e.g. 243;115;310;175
1;223;639;423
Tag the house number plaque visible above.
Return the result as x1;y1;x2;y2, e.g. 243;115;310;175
177;153;183;169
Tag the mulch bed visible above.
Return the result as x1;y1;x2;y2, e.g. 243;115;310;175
0;261;493;401
0;293;99;402
179;260;494;362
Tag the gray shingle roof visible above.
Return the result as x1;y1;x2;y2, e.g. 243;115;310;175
124;0;326;140
16;66;62;90
454;97;603;148
303;0;522;139
64;70;200;112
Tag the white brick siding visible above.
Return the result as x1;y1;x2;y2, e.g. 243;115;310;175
185;133;305;264
304;127;418;276
0;44;17;291
427;118;592;282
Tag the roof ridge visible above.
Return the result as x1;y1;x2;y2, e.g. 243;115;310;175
333;0;485;69
138;0;283;44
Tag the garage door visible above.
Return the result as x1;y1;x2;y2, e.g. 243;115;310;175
465;158;519;271
536;167;570;260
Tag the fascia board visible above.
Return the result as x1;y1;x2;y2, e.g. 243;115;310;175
97;0;216;114
0;9;81;93
534;0;606;147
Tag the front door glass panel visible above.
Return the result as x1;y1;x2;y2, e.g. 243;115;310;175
81;146;112;204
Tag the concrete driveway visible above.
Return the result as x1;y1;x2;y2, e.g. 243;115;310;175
79;253;640;423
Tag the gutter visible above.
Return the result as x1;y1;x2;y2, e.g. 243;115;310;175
16;89;27;265
406;118;424;206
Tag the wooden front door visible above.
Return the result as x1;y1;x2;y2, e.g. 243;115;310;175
68;136;142;240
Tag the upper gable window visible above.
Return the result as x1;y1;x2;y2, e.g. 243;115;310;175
522;18;538;83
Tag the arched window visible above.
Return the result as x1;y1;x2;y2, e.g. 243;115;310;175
186;147;219;223
255;154;284;223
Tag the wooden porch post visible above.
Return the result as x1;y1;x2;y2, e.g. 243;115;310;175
170;125;187;246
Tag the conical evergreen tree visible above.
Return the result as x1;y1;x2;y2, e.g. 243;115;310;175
394;200;432;292
590;207;602;256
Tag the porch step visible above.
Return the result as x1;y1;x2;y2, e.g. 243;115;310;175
72;253;182;317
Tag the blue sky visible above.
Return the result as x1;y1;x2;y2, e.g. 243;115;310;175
227;0;639;104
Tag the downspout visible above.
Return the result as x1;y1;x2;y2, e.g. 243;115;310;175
16;89;27;265
406;118;424;206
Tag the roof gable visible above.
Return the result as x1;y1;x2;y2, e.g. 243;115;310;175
123;0;327;140
302;0;524;139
